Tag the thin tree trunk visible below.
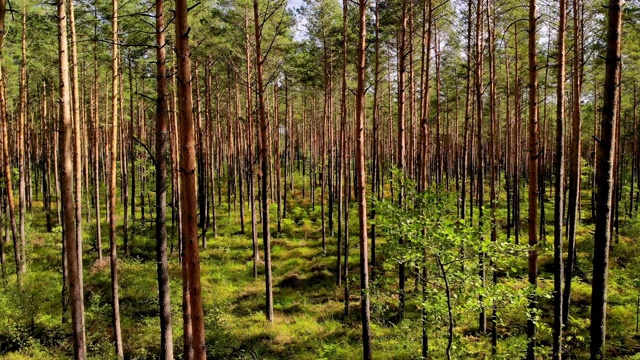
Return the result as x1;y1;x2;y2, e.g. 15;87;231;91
486;0;498;351
338;84;350;313
68;0;84;224
419;0;432;356
320;41;328;253
244;8;259;279
17;2;27;277
631;83;637;216
92;14;102;260
43;83;52;233
69;0;84;306
553;0;567;357
0;0;20;283
397;0;408;321
563;0;583;327
461;0;472;223
275;84;282;235
475;0;486;333
0;182;4;278
527;0;540;358
370;0;381;282
0;83;17;279
337;0;348;289
109;0;124;356
253;0;274;322
514;25;522;245
155;0;174;357
354;2;372;358
57;0;87;356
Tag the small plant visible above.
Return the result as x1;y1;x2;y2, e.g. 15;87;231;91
374;169;529;358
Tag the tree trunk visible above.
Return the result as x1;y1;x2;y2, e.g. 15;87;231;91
419;0;432;356
563;0;583;327
397;0;408;321
253;0;274;322
275;84;282;235
354;2;372;358
486;0;498;351
553;0;567;357
475;0;486;333
0;0;20;283
339;76;350;314
155;0;174;357
590;1;623;357
43;83;52;233
57;0;87;356
68;0;85;313
244;8;259;279
337;0;348;289
18;2;27;277
370;0;382;283
109;0;124;357
461;0;472;222
527;0;540;358
175;0;207;357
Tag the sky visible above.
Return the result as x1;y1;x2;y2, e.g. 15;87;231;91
287;0;308;41
288;0;305;7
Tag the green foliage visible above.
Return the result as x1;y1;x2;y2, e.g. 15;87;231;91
374;169;532;358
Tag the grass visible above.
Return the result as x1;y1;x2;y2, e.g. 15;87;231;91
1;174;640;359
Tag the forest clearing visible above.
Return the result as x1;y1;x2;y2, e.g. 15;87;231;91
0;0;639;359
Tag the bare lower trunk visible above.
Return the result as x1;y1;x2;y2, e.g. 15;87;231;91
553;0;567;357
397;0;408;321
17;3;27;277
242;11;259;278
355;2;372;358
563;0;583;327
253;0;274;322
175;0;207;357
590;1;623;357
0;1;20;282
69;0;83;298
527;0;540;358
474;0;486;333
109;0;124;357
57;0;87;356
155;0;174;357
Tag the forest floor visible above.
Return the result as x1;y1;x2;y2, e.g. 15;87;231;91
1;179;640;359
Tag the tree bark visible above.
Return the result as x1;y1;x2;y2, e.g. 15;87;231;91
563;0;583;327
527;0;540;358
0;0;20;283
590;0;623;358
155;0;174;357
397;0;408;321
91;4;102;259
57;0;87;356
553;0;567;357
337;0;348;289
486;0;498;351
69;0;83;287
109;0;124;357
18;1;27;277
354;2;372;358
340;56;350;312
244;8;259;279
175;0;207;357
475;0;486;333
43;83;53;233
253;0;274;322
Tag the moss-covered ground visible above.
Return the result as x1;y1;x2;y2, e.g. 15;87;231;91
1;175;640;359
